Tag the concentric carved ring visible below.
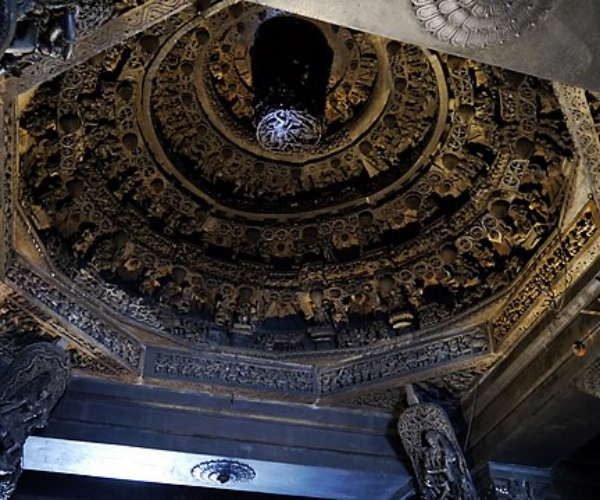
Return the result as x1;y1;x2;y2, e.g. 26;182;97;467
139;6;448;217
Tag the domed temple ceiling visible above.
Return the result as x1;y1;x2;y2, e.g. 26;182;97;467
2;1;600;412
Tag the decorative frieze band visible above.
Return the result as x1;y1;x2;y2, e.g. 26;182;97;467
319;329;490;394
554;84;600;212
145;347;318;396
5;262;142;370
146;328;491;397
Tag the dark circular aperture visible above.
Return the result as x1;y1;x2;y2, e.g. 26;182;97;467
251;16;334;154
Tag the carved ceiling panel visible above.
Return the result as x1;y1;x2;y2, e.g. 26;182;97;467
18;4;574;359
0;1;596;414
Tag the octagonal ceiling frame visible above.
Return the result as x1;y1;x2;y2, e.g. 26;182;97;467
0;84;499;397
0;0;600;410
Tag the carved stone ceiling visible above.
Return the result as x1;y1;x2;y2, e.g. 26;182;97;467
2;1;600;412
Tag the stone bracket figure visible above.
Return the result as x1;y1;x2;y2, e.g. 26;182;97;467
397;385;479;500
0;342;70;499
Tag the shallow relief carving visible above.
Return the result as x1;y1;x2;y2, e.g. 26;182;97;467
479;463;557;500
0;343;70;499
147;348;318;396
578;358;600;399
0;287;132;377
319;329;490;394
6;262;143;370
147;328;490;397
554;84;600;211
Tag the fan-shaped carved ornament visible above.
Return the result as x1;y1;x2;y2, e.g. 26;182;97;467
411;0;558;48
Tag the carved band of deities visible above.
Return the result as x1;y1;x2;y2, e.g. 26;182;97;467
319;329;490;394
411;0;557;48
0;343;70;500
146;348;318;396
3;291;131;377
147;329;490;396
7;0;233;96
6;263;142;370
0;283;128;377
492;205;599;347
553;84;600;212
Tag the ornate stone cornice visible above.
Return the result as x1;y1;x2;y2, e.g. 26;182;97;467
0;98;15;279
554;84;600;211
145;327;492;397
579;358;600;399
1;288;132;377
492;202;600;349
5;261;143;372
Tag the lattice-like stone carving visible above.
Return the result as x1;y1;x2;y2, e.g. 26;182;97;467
0;343;70;499
579;358;600;399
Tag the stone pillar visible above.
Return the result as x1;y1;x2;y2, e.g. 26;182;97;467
397;385;479;500
0;343;70;499
476;462;559;500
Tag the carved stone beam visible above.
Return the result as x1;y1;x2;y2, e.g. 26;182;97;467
553;84;600;212
3;0;240;98
0;342;71;499
397;384;479;500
